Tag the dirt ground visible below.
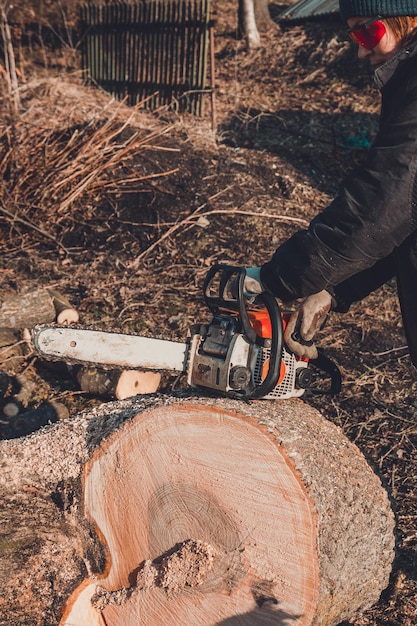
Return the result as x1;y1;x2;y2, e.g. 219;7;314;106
0;1;417;623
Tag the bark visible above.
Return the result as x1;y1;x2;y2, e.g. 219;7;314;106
238;0;275;49
0;395;395;626
0;287;77;329
75;366;161;400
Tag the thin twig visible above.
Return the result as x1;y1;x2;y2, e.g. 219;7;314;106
128;186;235;270
0;203;69;251
132;209;309;228
183;208;308;226
101;168;180;189
129;197;309;270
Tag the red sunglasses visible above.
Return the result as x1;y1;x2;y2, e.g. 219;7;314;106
347;17;386;50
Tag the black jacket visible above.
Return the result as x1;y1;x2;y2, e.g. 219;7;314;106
260;40;417;366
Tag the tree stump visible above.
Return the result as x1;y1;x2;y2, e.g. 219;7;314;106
0;395;395;626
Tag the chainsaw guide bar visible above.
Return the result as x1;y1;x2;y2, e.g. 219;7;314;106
31;324;189;373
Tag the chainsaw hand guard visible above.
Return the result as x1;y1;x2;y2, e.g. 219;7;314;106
199;265;283;399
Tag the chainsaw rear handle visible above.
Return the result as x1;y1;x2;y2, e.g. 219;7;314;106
203;264;284;400
290;330;314;348
247;291;284;399
309;350;342;395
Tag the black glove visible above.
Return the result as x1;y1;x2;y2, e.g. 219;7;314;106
284;290;333;359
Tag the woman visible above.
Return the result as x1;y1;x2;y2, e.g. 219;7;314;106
244;1;417;365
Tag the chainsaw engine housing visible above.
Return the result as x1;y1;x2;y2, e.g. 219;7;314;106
187;313;311;400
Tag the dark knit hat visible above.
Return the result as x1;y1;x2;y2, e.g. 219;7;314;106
339;0;417;19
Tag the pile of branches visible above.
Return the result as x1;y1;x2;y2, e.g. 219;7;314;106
0;79;178;257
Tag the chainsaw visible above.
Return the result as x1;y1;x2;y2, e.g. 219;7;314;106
31;264;341;401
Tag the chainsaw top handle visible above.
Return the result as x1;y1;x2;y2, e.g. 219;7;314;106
203;264;284;400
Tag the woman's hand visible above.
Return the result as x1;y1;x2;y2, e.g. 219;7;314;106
284;290;333;359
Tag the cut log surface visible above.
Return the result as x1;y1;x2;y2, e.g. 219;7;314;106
0;395;395;626
47;289;79;325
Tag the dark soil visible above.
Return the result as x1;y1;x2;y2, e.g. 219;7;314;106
0;2;416;623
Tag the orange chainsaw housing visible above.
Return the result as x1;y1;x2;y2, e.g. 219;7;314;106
247;308;308;385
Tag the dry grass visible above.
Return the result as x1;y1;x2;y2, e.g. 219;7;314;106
0;77;180;253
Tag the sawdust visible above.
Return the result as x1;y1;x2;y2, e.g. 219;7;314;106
91;539;216;611
148;538;216;593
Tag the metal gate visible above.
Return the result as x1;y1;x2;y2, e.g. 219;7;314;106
79;0;214;115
